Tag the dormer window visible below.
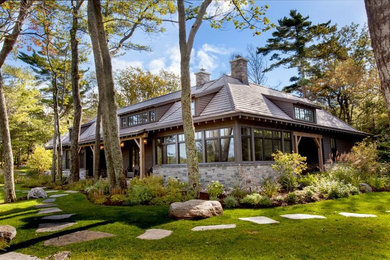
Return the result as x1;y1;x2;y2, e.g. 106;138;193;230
191;101;195;116
123;110;156;128
294;106;314;122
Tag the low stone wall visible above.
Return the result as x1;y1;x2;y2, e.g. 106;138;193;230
153;163;276;191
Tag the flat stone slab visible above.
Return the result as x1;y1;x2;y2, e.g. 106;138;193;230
42;198;55;203
386;211;390;213
36;222;76;233
35;203;57;208
44;230;114;246
46;190;58;193
64;190;78;193
239;216;280;224
49;194;68;198
37;208;62;215
0;252;40;260
41;214;75;220
281;214;326;220
339;212;377;218
192;224;236;231
137;229;172;240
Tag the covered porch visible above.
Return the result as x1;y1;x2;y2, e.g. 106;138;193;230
293;131;324;171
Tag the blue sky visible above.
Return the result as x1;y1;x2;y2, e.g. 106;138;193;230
112;0;368;90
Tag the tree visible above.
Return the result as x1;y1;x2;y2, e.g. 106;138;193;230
0;0;33;203
246;45;267;85
116;66;180;106
364;0;390;124
257;10;336;98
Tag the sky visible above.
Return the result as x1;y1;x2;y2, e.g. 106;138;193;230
111;0;368;90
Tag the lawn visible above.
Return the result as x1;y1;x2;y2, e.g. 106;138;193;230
1;190;390;259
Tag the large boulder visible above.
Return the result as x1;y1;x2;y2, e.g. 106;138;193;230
169;200;223;220
27;187;47;199
360;183;373;193
0;225;16;242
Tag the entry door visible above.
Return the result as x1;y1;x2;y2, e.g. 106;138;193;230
130;144;140;173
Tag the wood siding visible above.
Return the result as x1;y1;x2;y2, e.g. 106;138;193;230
271;100;294;118
196;94;215;116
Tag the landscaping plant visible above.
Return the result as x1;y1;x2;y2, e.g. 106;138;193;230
206;181;224;200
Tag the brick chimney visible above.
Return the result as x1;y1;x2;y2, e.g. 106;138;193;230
230;55;248;84
195;68;210;86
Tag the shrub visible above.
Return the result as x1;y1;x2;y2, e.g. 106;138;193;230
258;196;273;207
305;175;360;200
230;185;247;200
126;179;154;205
327;165;361;187
285;192;297;204
224;195;239;208
260;176;280;197
240;193;262;207
299;174;316;188
272;151;307;192
207;181;224;200
27;146;52;174
19;174;55;189
85;179;110;195
366;176;390;191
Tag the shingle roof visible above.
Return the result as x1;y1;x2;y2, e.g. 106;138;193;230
46;74;365;148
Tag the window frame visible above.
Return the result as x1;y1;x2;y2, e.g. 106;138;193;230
122;109;156;128
294;106;315;123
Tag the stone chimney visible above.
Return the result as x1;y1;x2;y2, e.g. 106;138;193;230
195;68;210;86
230;55;248;84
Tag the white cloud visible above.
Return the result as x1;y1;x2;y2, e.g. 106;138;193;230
196;43;235;73
206;0;235;18
112;59;143;72
149;58;166;74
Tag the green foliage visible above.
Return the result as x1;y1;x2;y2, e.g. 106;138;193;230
304;175;360;200
224;195;239;209
18;173;57;189
285;192;297;204
26;146;52;174
258;196;273;207
260;176;280;197
207;181;224;200
272;151;307;191
241;193;262;207
85;179;110;195
299;174;317;188
377;130;390;163
230;185;247;200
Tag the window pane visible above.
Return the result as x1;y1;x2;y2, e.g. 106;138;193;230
166;144;176;164
196;141;203;163
140;112;148;124
179;143;186;164
206;129;219;138
149;111;156;122
195;131;202;140
241;127;251;136
191;101;195;116
254;128;263;137
206;139;219;162
121;118;127;128
242;137;252;161
264;130;272;138
178;134;185;142
273;131;281;139
283;132;291;139
220;128;233;136
221;137;234;162
254;138;263;161
284;140;291;153
273;140;282;153
164;135;176;143
264;139;273;160
129;116;134;126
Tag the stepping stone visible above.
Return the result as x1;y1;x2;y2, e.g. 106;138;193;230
192;224;236;231
239;216;280;224
35;203;57;208
0;252;40;260
42;214;75;220
37;208;62;215
36;222;75;233
42;198;55;203
46;190;58;193
339;212;377;218
43;230;114;246
281;214;326;220
64;190;78;193
49;194;68;198
386;211;390;213
137;229;172;240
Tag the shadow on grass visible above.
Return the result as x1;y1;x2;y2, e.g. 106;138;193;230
0;206;37;220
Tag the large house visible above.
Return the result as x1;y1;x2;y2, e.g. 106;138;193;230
47;57;366;187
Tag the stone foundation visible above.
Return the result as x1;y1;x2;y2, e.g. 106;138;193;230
153;163;276;191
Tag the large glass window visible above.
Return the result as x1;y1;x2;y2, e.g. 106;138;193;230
125;110;156;128
294;107;314;122
241;127;252;161
205;128;234;162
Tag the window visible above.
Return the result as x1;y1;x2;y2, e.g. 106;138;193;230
205;128;234;162
294;107;314;122
149;111;156;122
126;110;156;127
242;127;292;161
191;101;195;116
121;117;127;128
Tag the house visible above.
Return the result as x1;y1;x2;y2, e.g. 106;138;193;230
47;56;366;187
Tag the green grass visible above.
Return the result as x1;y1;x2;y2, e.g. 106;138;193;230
1;191;390;259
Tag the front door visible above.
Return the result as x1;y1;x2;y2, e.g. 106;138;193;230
130;141;140;176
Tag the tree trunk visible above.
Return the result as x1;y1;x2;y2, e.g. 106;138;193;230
51;77;59;183
56;105;62;182
177;0;211;197
70;0;83;183
365;0;390;123
93;102;101;181
88;0;125;191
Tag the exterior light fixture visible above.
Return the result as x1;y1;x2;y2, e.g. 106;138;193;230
143;139;147;145
120;142;124;148
99;144;104;150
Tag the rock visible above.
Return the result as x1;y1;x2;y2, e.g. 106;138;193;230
35;203;57;208
37;208;62;215
0;252;40;260
360;183;373;193
191;224;236;231
339;212;377;218
281;214;326;220
41;214;75;220
169;199;223;220
27;188;47;200
36;222;75;233
43;230;114;246
0;225;16;243
137;229;172;240
45;251;71;260
239;216;279;225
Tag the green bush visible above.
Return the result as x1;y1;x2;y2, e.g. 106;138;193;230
85;179;110;195
240;193;262;207
258;196;273;207
27;146;52;174
366;176;390;191
299;174;317;188
207;181;224;200
285;192;297;204
328;165;361;187
126;180;153;205
305;175;360;200
224;195;239;208
260;176;280;197
272;151;307;192
230;185;247;200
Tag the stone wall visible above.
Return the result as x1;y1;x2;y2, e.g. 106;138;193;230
153;163;276;191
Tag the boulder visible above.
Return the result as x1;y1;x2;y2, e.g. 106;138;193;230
27;187;47;199
45;251;71;260
169;199;223;220
0;225;16;243
360;183;373;193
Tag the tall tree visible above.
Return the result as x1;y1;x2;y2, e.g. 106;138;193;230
364;0;390;123
0;0;33;203
257;10;336;98
246;45;267;85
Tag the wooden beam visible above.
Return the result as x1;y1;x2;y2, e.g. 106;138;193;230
139;137;145;179
120;133;148;142
134;138;140;149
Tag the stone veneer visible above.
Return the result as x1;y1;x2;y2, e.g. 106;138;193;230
153;163;276;191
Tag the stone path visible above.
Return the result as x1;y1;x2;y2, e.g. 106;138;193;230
64;190;78;194
239;216;279;225
46;190;58;193
36;222;75;233
137;229;172;240
44;230;115;246
0;252;40;260
281;214;326;220
37;208;62;215
41;214;75;220
35;203;57;209
49;194;68;198
42;198;55;203
339;212;377;218
192;224;236;231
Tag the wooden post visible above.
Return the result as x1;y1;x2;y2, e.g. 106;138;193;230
140;137;145;179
